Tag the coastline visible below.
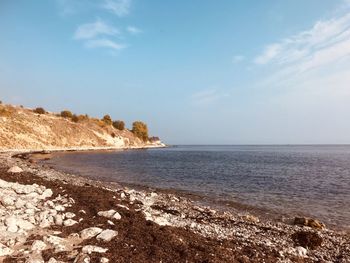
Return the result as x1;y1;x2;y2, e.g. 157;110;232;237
0;151;349;262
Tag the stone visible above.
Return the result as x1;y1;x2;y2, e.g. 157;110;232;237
31;240;47;251
295;246;307;257
74;253;90;263
100;257;109;263
40;189;53;199
82;245;108;254
17;219;35;230
65;212;76;219
7;166;23;173
55;205;65;212
80;227;103;239
242;214;260;223
54;214;63;226
0;243;13;256
63;219;78;226
294;217;325;229
96;229;118;242
5;216;18;233
97;210;121;220
1;196;15;207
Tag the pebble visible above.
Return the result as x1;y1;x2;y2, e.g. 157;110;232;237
7;166;23;173
96;229;118;242
80;227;103;239
82;245;108;254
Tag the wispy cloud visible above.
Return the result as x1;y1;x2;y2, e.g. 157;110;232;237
191;89;229;106
254;11;350;69
85;38;126;50
74;19;119;40
102;0;131;17
127;26;142;35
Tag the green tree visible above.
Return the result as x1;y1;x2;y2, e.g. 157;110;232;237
132;121;148;141
113;120;125;130
34;107;46;114
60;110;73;118
102;115;112;125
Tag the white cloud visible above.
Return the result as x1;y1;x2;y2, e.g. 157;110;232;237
254;12;350;67
127;26;142;35
85;38;126;50
102;0;131;17
74;19;119;40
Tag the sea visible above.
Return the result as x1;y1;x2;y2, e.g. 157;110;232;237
43;145;350;229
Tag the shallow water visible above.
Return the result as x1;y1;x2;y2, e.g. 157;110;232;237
45;145;350;228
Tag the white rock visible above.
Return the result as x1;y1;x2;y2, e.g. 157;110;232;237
82;245;108;254
295;246;307;257
7;166;23;173
1;196;15;207
97;210;121;220
100;257;109;263
96;229;118;242
0;243;13;256
31;240;47;251
74;253;90;263
48;258;58;263
5;216;18;233
65;212;76;219
17;219;35;230
63;219;78;226
54;214;63;226
40;189;53;199
15;198;26;209
55;205;65;211
80;227;103;239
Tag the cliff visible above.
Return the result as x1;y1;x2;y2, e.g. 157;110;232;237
0;104;165;151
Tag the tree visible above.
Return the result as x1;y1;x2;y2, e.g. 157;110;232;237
113;120;125;130
34;107;46;114
61;110;73;118
71;114;79;123
102;115;112;125
132;121;148;141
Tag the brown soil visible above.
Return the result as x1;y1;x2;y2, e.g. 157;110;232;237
0;167;297;263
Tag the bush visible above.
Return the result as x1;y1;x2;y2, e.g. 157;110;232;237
113;120;125;130
132;121;149;141
61;110;73;118
111;132;116;138
102;115;112;125
34;107;46;114
71;114;79;123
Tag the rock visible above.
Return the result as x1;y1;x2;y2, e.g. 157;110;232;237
40;189;53;199
96;229;118;242
1;196;15;207
15;198;26;209
5;216;18;233
48;258;59;263
0;243;13;256
294;217;325;229
295;246;307;257
54;214;63;226
242;214;260;223
7;166;23;173
82;245;108;254
55;205;65;212
65;212;76;219
74;253;90;263
80;227;103;239
31;240;47;251
63;219;78;226
291;231;323;249
17;219;35;230
97;210;121;220
100;257;109;263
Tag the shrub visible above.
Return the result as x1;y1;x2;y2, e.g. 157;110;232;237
102;115;112;125
34;107;46;114
111;132;116;138
71;114;79;123
113;120;125;131
61;110;73;118
149;136;160;142
132;121;149;141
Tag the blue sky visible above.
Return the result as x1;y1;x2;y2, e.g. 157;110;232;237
1;0;350;144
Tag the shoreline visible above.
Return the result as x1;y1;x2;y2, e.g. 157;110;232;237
0;151;349;262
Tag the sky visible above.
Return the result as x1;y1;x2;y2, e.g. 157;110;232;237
1;0;350;144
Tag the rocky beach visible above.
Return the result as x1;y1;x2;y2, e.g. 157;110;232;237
0;151;347;263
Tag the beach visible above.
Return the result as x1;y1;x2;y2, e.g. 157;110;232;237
0;151;348;262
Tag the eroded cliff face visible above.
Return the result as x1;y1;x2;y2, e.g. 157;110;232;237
0;104;164;151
